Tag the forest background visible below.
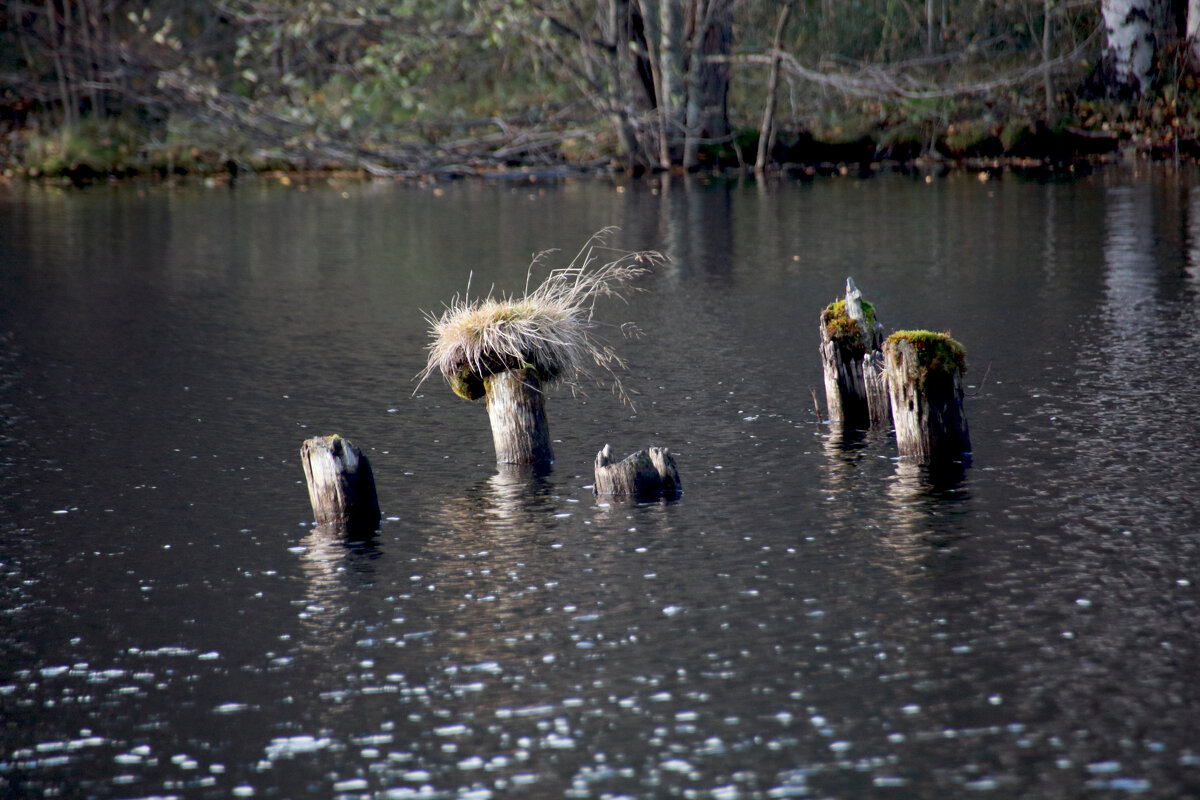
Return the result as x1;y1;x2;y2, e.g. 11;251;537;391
3;0;1200;181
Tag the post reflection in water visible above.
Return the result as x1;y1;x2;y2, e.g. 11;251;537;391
424;463;565;670
298;524;383;614
473;464;557;530
294;524;384;729
818;422;874;500
1188;185;1200;288
818;420;970;577
880;459;971;575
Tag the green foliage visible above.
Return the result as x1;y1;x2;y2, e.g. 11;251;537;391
21;118;149;177
999;120;1036;152
941;120;997;156
229;1;561;138
810;109;882;145
696;129;759;168
0;0;1169;175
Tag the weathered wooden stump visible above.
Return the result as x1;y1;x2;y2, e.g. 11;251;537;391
484;368;554;465
594;444;681;499
819;277;888;428
300;435;381;533
883;331;971;463
863;350;890;426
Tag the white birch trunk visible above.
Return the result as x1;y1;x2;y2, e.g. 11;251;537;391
1188;0;1200;67
1101;0;1162;96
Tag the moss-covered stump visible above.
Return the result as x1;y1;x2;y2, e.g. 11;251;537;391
300;435;381;534
883;331;971;463
594;444;681;499
485;369;553;465
819;277;888;427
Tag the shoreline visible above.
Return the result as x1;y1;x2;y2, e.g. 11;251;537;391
0;150;1153;189
3;121;1190;188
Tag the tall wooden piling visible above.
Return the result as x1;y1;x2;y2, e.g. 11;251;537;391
819;277;888;427
485;369;554;465
883;331;971;462
300;435;381;533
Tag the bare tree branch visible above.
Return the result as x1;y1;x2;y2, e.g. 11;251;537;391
709;24;1101;102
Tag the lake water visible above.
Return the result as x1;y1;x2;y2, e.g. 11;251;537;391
2;166;1200;799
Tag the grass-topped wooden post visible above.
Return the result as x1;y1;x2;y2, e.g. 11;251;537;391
819;277;888;428
300;435;381;534
883;330;971;463
418;229;663;465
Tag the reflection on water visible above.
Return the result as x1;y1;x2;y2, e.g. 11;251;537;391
4;169;1200;798
298;525;383;612
882;460;970;569
1189;186;1200;287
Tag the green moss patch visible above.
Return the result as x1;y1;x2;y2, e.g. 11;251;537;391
822;297;877;351
886;330;967;375
449;364;487;401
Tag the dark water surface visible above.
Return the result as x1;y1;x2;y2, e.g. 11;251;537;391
2;168;1200;799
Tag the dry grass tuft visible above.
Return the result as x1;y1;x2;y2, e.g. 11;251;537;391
417;228;665;403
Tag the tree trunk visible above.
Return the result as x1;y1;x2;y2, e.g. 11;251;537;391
60;0;83;120
658;0;685;165
756;3;790;173
44;0;76;127
682;0;732;169
926;0;935;54
883;337;971;463
484;369;554;465
1188;0;1200;67
607;0;647;169
681;0;709;170
1101;0;1167;97
697;1;732;142
594;444;681;498
300;435;381;534
1043;0;1054;122
77;0;101;115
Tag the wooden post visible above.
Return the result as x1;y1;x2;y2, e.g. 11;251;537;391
300;435;381;533
863;351;890;426
883;331;971;463
594;444;682;499
484;369;553;465
819;277;888;428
